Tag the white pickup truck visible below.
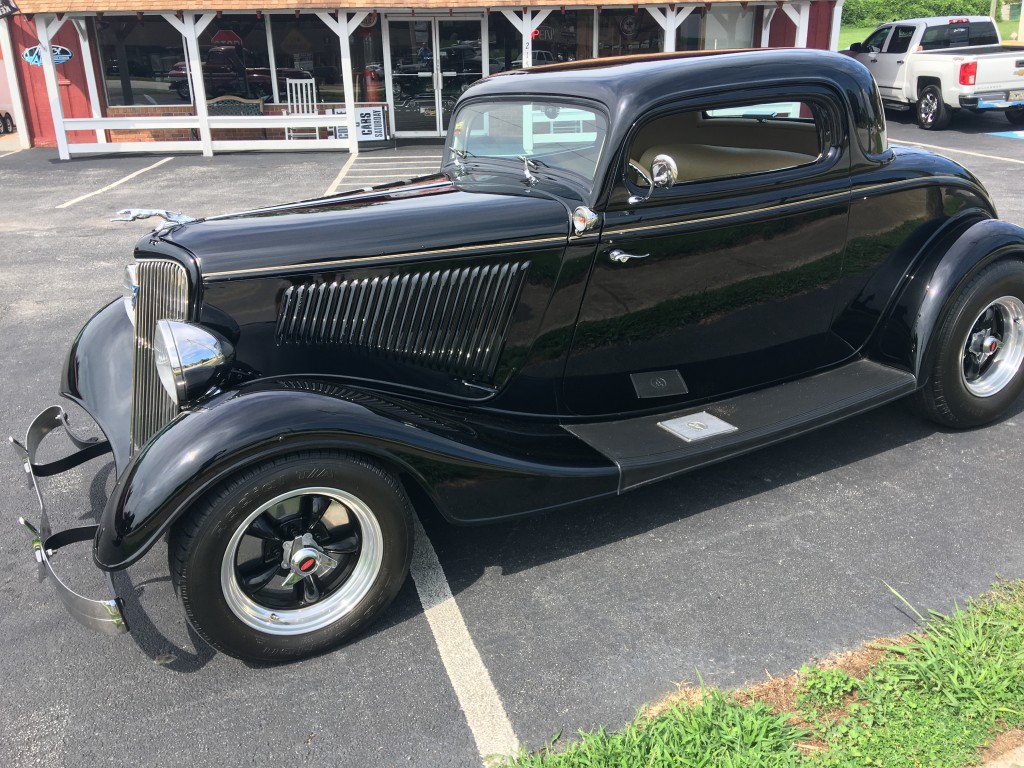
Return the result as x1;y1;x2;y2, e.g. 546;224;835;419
847;16;1024;130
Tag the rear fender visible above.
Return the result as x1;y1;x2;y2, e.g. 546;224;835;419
95;381;616;570
873;218;1024;379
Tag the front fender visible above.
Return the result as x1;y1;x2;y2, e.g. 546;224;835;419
94;381;616;570
874;218;1024;378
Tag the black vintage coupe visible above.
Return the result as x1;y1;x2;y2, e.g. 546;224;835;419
13;49;1024;663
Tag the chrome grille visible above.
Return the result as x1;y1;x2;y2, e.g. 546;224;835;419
130;260;189;452
275;261;530;381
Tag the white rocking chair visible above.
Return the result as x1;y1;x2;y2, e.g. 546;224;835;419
284;78;319;140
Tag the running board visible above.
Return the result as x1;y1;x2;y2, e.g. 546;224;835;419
564;360;916;493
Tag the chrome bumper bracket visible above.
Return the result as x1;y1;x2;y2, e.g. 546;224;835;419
10;406;129;636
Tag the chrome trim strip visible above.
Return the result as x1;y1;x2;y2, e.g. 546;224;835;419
9;406;128;636
606;176;969;238
204;236;567;279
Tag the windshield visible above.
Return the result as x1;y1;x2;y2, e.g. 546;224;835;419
449;100;607;186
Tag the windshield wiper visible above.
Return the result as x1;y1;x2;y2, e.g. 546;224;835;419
516;154;549;185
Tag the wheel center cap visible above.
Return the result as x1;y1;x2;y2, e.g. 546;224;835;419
290;546;324;576
279;533;340;587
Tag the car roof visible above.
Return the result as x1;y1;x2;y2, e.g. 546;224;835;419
465;48;878;152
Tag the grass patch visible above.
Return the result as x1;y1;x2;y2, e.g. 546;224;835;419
838;26;876;50
500;580;1024;768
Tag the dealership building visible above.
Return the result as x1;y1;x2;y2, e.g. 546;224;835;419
0;0;843;158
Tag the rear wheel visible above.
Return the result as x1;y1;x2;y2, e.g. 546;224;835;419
1007;107;1024;126
169;451;413;662
916;85;951;130
915;260;1024;428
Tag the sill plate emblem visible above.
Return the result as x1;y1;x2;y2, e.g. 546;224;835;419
659;412;738;443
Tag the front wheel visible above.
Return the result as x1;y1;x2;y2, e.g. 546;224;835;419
169;451;413;663
916;85;952;130
915;260;1024;428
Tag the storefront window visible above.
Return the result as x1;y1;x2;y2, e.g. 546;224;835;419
598;9;663;58
270;14;344;105
676;10;704;51
93;15;186;106
349;13;387;103
705;7;755;50
488;12;521;72
194;15;272;102
535;11;594;64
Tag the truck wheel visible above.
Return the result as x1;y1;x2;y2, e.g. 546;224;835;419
168;451;413;663
175;81;191;101
2;113;13;134
916;85;951;130
915;260;1024;428
1007;107;1024;126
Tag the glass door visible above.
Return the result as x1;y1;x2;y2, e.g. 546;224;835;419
385;16;483;136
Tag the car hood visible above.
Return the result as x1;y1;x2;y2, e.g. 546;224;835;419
158;175;573;280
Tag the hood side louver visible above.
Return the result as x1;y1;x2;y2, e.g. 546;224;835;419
276;261;530;381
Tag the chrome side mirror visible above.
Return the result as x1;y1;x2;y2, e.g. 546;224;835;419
650;154;678;188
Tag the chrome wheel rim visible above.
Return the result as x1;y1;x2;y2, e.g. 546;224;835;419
960;296;1024;397
919;92;938;124
220;486;384;636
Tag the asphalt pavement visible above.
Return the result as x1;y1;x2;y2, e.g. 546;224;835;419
1;110;1023;767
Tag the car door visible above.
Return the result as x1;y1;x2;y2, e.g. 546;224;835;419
562;89;854;416
851;27;894;90
872;25;915;100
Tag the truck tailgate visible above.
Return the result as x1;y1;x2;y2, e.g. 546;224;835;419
974;50;1024;97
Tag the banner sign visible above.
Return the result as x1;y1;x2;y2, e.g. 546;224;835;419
0;0;18;21
333;106;388;142
22;44;74;66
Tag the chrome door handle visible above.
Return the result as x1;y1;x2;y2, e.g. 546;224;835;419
609;249;649;263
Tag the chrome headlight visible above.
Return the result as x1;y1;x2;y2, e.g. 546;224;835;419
153;320;234;406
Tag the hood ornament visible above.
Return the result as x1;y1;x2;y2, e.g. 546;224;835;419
111;208;196;234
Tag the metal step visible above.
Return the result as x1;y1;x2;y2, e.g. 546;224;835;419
564;359;917;492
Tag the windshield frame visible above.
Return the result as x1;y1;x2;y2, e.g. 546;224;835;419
443;95;610;193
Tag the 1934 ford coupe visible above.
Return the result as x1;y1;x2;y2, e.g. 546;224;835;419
13;49;1024;663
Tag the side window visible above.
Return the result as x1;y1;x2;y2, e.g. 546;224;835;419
920;26;948;51
626;98;827;190
969;22;999;46
862;28;891;53
885;26;915;55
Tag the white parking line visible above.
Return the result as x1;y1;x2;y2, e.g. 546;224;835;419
890;138;1024;166
0;150;18;159
410;515;519;763
323;152;358;196
55;157;175;209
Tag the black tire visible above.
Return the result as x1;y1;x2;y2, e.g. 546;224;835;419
168;451;413;663
1006;107;1024;127
2;113;13;134
914;260;1024;428
916;85;952;130
174;81;191;102
0;113;6;135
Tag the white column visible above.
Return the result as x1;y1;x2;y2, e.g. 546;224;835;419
760;7;776;47
782;1;810;48
316;11;367;154
71;18;106;144
0;17;31;149
34;14;70;159
647;6;696;53
481;13;490;76
264;14;279;105
381;16;395;138
501;8;552;68
829;0;845;51
165;12;214;155
592;9;599;58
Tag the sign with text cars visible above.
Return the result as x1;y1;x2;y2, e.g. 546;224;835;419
332;105;388;141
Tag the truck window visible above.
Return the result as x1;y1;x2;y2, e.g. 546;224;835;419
885;26;915;55
920;26;949;51
862;27;891;53
968;21;998;45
